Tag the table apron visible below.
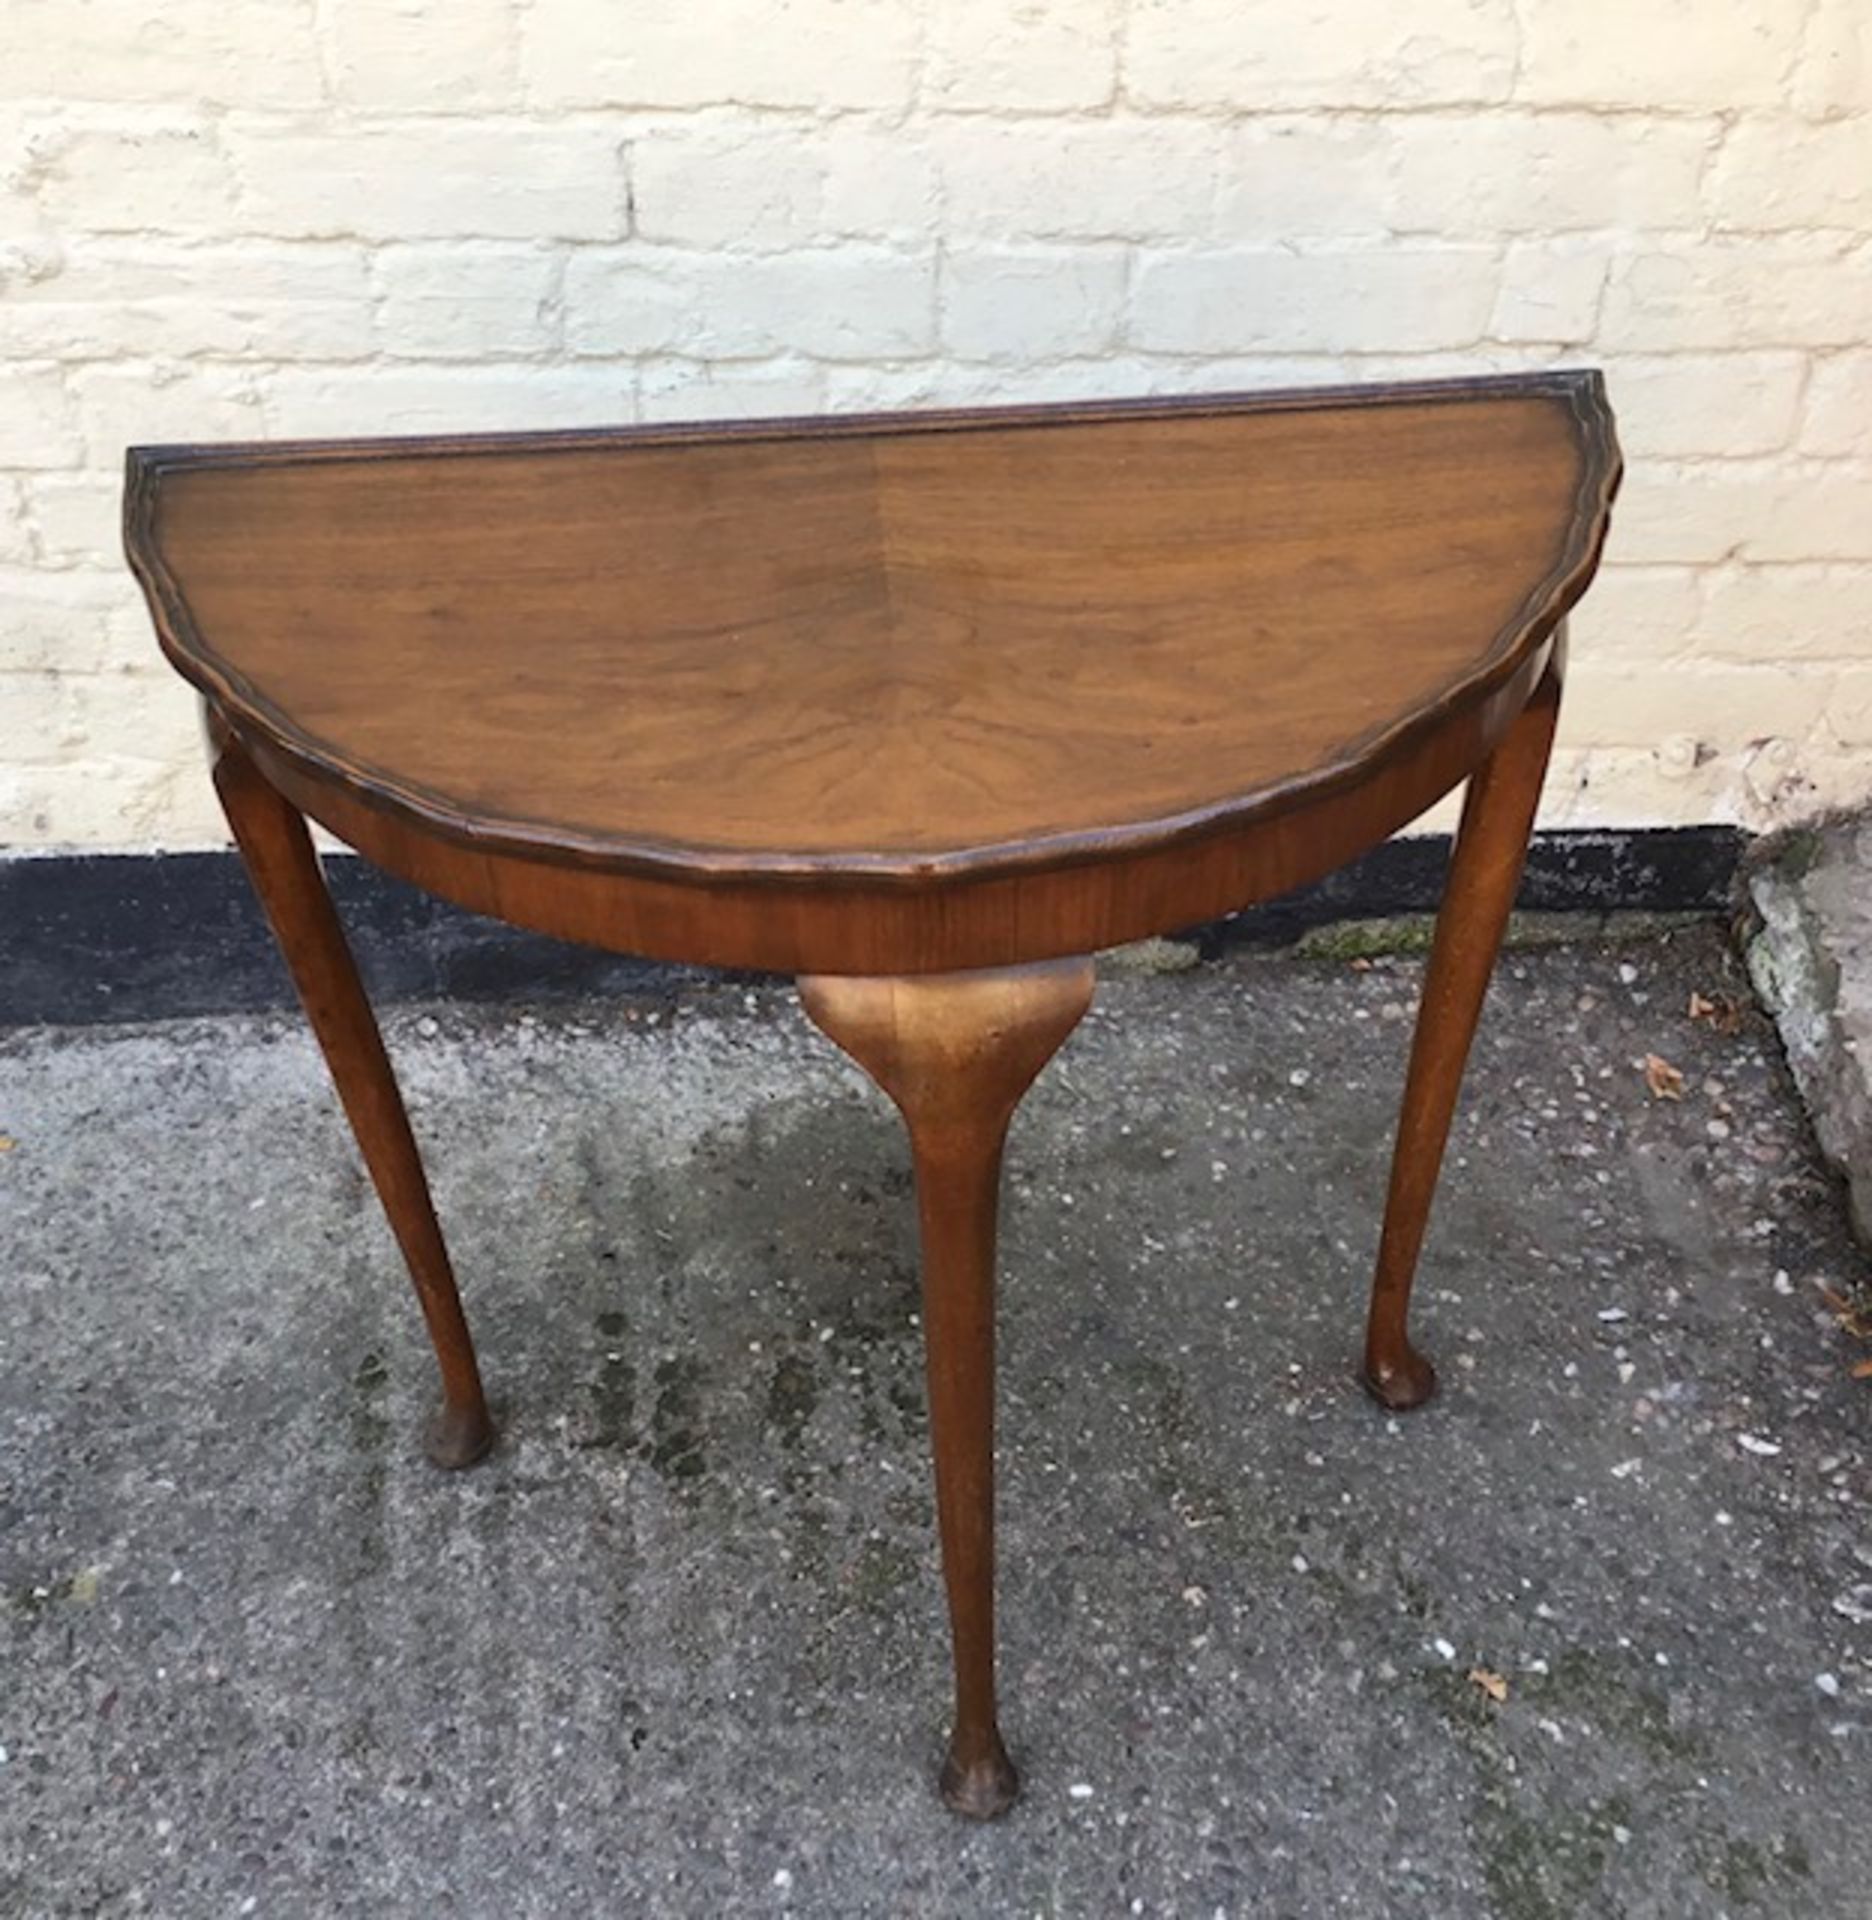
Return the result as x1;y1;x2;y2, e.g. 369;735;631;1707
233;636;1556;978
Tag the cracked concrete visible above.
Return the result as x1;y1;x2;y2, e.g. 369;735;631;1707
2;925;1868;1917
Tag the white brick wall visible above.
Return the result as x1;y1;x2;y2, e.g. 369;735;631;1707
1;0;1868;852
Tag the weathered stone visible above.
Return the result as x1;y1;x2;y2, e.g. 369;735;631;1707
1746;814;1872;1242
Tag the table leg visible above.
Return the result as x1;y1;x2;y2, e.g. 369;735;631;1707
211;728;494;1469
1364;646;1564;1409
799;960;1094;1818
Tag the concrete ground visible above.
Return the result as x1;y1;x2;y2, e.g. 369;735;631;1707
2;923;1868;1918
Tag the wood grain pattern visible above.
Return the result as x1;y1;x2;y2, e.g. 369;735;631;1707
211;723;495;1469
127;373;1618;894
1364;643;1566;1410
234;632;1554;976
799;959;1096;1818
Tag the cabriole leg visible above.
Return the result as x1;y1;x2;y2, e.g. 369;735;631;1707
211;724;494;1468
800;960;1095;1818
1364;647;1564;1409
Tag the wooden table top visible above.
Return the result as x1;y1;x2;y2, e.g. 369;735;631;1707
128;373;1618;887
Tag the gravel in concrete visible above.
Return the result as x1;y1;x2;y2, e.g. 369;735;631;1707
2;925;1868;1918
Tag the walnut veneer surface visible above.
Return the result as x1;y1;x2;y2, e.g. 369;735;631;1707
128;374;1616;885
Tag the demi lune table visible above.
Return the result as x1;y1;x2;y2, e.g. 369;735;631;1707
126;372;1619;1818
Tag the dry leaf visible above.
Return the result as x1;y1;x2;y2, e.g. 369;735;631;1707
1688;990;1744;1035
1468;1667;1509;1704
0;1134;14;1153
1818;1286;1872;1340
1643;1054;1685;1101
1819;1284;1872;1381
1349;957;1375;973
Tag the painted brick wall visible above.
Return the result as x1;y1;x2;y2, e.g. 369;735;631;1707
2;0;1868;851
